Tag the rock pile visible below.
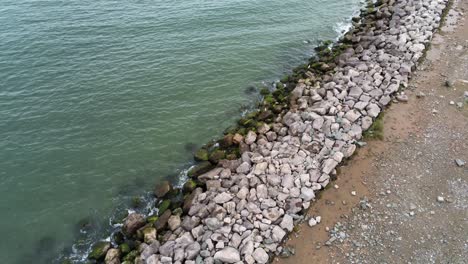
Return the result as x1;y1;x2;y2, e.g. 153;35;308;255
87;0;450;263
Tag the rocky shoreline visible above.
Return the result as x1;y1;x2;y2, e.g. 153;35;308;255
81;0;451;263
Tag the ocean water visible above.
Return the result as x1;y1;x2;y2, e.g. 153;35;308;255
0;0;361;262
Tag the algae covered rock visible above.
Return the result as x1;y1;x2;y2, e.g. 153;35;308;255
187;161;213;178
119;243;131;255
157;199;171;216
208;149;225;164
88;241;111;260
193;148;209;161
122;250;138;262
142;227;157;243
182;179;197;193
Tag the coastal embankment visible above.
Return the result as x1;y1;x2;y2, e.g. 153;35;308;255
79;0;453;263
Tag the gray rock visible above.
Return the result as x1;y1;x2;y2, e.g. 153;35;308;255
159;241;175;257
272;225;286;242
300;187;315;201
280;214;294;232
455;159;466;167
245;131;257;145
213;192;233;204
252;248;269;263
185;242;201;260
236;162;251;174
213;247;241;263
322;159;338;174
205;218;222;231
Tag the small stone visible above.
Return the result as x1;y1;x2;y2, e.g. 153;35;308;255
308;218;317;227
416;91;426;98
396;94;409;102
334;184;339;189
455;159;466;167
315;216;321;223
351;191;357;196
449;100;455;105
437;196;445;203
445;79;454;87
456;102;463;108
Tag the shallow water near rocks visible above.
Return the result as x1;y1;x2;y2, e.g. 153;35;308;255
0;0;361;262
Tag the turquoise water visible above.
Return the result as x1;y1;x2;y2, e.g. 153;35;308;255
0;0;361;262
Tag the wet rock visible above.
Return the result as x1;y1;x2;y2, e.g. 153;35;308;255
194;148;209;161
187;161;214;178
123;213;146;236
154;210;171;231
154;180;173;198
88;241;111;261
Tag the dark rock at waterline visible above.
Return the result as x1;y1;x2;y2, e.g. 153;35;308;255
193;148;209;161
219;134;234;148
122;213;146;236
209;149;226;164
122;250;138;262
154;209;172;231
244;85;257;95
88;241;111;260
257;109;274;120
183;188;202;213
112;231;125;245
183;179;197;193
187;161;214;178
153;180;173;198
119;243;131;255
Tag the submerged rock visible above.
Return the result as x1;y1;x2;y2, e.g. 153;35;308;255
194;148;209;161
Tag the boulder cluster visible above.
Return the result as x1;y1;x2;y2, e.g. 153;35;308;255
88;0;449;263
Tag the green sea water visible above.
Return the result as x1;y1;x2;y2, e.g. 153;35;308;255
0;0;361;262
